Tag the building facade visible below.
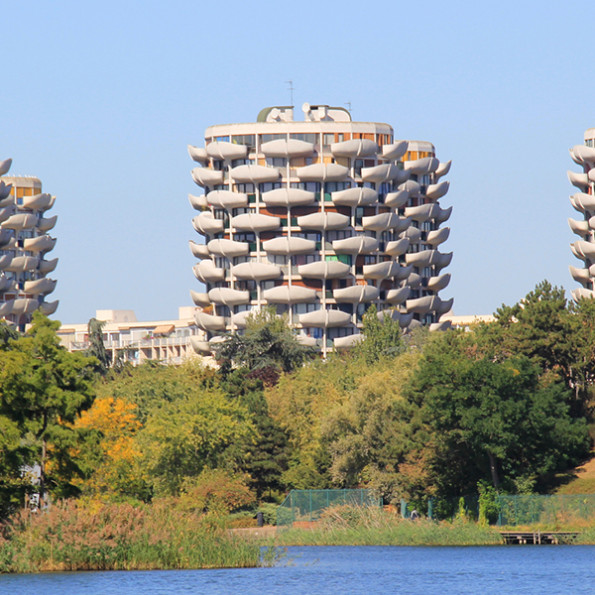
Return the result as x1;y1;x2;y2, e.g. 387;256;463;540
0;158;58;329
58;307;203;366
188;104;453;354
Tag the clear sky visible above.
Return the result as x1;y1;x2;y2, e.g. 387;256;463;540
3;0;594;323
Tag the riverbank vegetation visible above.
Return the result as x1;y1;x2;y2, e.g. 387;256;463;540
1;281;595;570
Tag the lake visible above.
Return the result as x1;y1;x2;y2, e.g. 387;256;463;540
1;545;594;594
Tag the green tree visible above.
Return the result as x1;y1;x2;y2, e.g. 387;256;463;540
0;312;97;505
351;305;404;365
85;318;110;373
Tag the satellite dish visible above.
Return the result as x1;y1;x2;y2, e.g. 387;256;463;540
302;102;311;114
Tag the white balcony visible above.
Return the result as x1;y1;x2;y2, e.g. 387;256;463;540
22;193;55;212
333;284;379;303
385;286;411;304
384;190;409;208
425;181;450;200
332;235;378;254
231;261;281;281
192;212;224;236
231;213;280;232
261;139;314;158
5;256;39;272
568;218;590;236
572;287;595;301
262;188;315;207
0;299;13;316
24;278;57;295
570;192;595;212
568;171;589;191
299;308;352;328
363;261;401;279
297;211;350;230
263;284;318;303
403;157;439;175
188;194;209;210
231;164;280;184
263;236;316;255
11;298;39;315
206;190;248;209
380;141;408;161
401;227;422;242
361;163;409;184
190;336;212;354
39;258;58;274
0;158;12;176
331;187;377;207
207;238;249;258
193;260;225;283
333;334;363;349
39;300;59;315
0;255;11;270
427;273;451;292
1;213;38;230
38;215;57;232
362;212;409;232
330;139;378;158
206;141;248;161
569;265;591;285
191;167;224;187
194;311;227;331
571;240;595;261
399;179;421;197
208;287;250;306
189;240;210;259
190;290;210;307
23;235;56;253
298;260;350;279
570;145;595;166
296;163;350;182
405;295;441;314
434;160;452;179
426;227;450;246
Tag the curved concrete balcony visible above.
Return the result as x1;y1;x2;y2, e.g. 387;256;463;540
209;335;228;349
570;240;595;261
334;333;363;349
435;206;452;224
297;211;350;230
1;213;38;230
231;212;280;232
23;235;56;253
263;284;317;303
436;297;454;315
568;218;590;236
192;213;224;236
261;138;314;158
384;190;409;208
0;229;11;247
402;227;422;242
262;188;315;207
332;235;378;254
296;163;350;182
41;300;59;316
11;298;39;316
589;169;595;183
426;227;450;246
192;167;224;187
386;286;411;304
299;308;352;328
188;194;209;210
570;145;595;166
206;141;248;161
361;163;409;184
384;238;410;256
193;260;225;283
207;238;249;258
187;145;209;164
330;139;378;158
24;278;57;295
362;212;409;232
399;179;421;197
331;186;377;207
263;236;316;255
403;157;439;175
569;265;591;285
0;278;15;292
363;261;401;279
231;261;281;281
426;181;450;200
208;287;250;306
570;192;595;212
231;164;280;184
189;240;210;259
407;272;423;288
435;160;452;179
22;193;54;212
0;185;12;204
231;310;252;328
5;256;39;273
38;216;57;232
427;273;451;292
195;311;227;331
404;203;441;222
380;141;408;161
572;287;595;301
207;190;248;209
190;290;210;307
297;334;318;347
377;309;400;323
568;171;589;191
39;258;58;274
190;336;212;355
429;320;452;331
406;295;441;314
0;255;12;270
405;250;453;268
0;299;13;316
0;207;12;224
395;264;413;281
298;260;350;279
0;158;12;176
333;284;379;303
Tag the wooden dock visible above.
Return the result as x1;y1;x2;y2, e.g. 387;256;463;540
499;531;579;544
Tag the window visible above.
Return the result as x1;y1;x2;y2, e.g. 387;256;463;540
231;135;255;149
261;134;286;143
266;157;287;167
290;133;318;145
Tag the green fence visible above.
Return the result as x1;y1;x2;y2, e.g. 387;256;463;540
496;494;595;526
277;489;382;527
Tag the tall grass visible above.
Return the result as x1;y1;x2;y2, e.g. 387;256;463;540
0;499;261;573
271;505;503;546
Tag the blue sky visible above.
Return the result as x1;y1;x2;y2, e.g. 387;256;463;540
3;0;594;323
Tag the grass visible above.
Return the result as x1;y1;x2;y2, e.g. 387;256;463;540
556;455;595;495
0;499;261;573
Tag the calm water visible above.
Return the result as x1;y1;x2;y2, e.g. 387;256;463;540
1;545;594;594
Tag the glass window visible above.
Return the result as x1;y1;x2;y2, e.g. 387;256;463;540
261;133;286;143
290;133;318;145
231;134;255;149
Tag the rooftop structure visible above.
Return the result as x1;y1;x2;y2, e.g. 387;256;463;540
188;104;453;354
0;158;58;329
58;307;204;366
568;128;595;300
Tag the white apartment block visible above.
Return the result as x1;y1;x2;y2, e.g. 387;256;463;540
188;104;453;355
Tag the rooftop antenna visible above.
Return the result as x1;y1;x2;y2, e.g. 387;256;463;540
345;101;352;113
286;80;294;106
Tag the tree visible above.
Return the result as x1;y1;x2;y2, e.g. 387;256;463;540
351;305;404;365
213;308;314;379
85;318;110;373
0;312;97;504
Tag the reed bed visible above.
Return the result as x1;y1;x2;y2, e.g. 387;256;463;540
271;505;503;546
0;499;261;573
